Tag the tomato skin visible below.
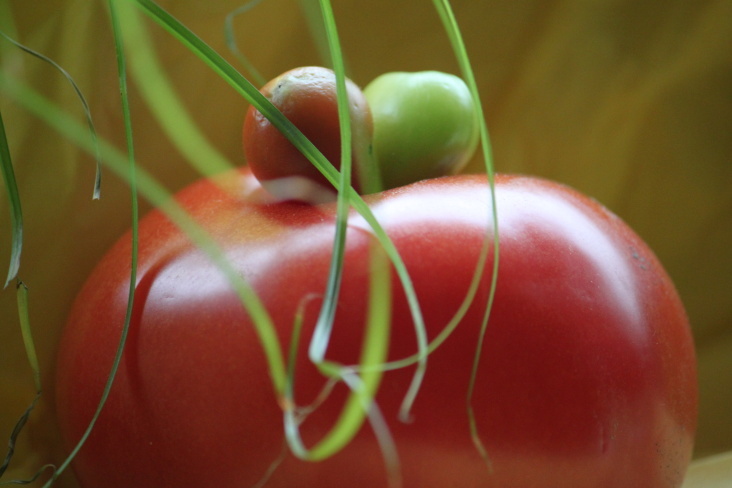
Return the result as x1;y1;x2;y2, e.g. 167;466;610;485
55;169;696;488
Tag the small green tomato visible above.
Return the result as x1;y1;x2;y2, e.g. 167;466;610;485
364;70;479;189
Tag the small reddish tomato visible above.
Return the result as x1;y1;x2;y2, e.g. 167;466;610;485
56;168;696;488
242;66;374;201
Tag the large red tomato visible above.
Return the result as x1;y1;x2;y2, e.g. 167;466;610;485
55;168;696;487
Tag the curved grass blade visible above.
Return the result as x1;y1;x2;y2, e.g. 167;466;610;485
224;0;267;87
0;282;43;483
306;0;353;376
115;1;233;177
290;247;395;459
0;464;55;486
40;2;141;485
0;111;22;288
297;0;331;69
15;281;40;393
432;0;500;469
0;29;101;199
0;384;39;479
279;0;399;469
323;0;502;427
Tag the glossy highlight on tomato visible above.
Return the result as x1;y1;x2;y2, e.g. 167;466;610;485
55;168;696;488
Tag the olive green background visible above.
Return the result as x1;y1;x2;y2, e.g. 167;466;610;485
1;1;730;486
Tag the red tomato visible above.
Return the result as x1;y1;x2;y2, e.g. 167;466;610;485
55;168;696;488
242;66;374;201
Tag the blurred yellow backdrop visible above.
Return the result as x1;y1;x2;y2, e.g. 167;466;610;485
1;0;730;486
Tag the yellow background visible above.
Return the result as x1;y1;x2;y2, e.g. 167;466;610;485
1;0;730;486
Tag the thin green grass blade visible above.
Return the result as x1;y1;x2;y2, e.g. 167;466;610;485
15;281;40;392
0;392;44;482
298;0;332;68
224;0;267;87
308;0;495;427
432;0;499;469
307;0;352;370
0;29;102;199
0;282;43;483
285;0;395;463
0;111;22;288
115;1;233;176
329;247;397;484
40;3;141;484
0;463;55;486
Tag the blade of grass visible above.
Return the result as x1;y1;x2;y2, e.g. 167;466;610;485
281;0;399;466
0;282;43;483
0;29;102;199
15;281;40;393
0;392;43;483
432;0;499;469
307;0;353;374
285;243;395;468
115;1;233;177
297;0;332;68
224;0;267;87
40;2;141;484
0;111;22;288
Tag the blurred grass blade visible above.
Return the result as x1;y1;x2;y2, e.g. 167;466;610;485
298;0;332;68
307;0;352;368
0;111;22;288
0;392;42;482
115;1;233;176
304;0;428;429
288;0;401;469
15;281;40;392
432;0;499;469
0;463;55;486
224;0;267;87
0;29;102;199
41;2;144;486
0;282;50;485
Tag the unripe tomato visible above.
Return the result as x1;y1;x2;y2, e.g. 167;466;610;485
364;71;479;189
56;167;696;488
242;66;375;202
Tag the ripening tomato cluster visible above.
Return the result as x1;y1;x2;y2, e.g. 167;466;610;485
242;66;479;199
56;66;697;488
